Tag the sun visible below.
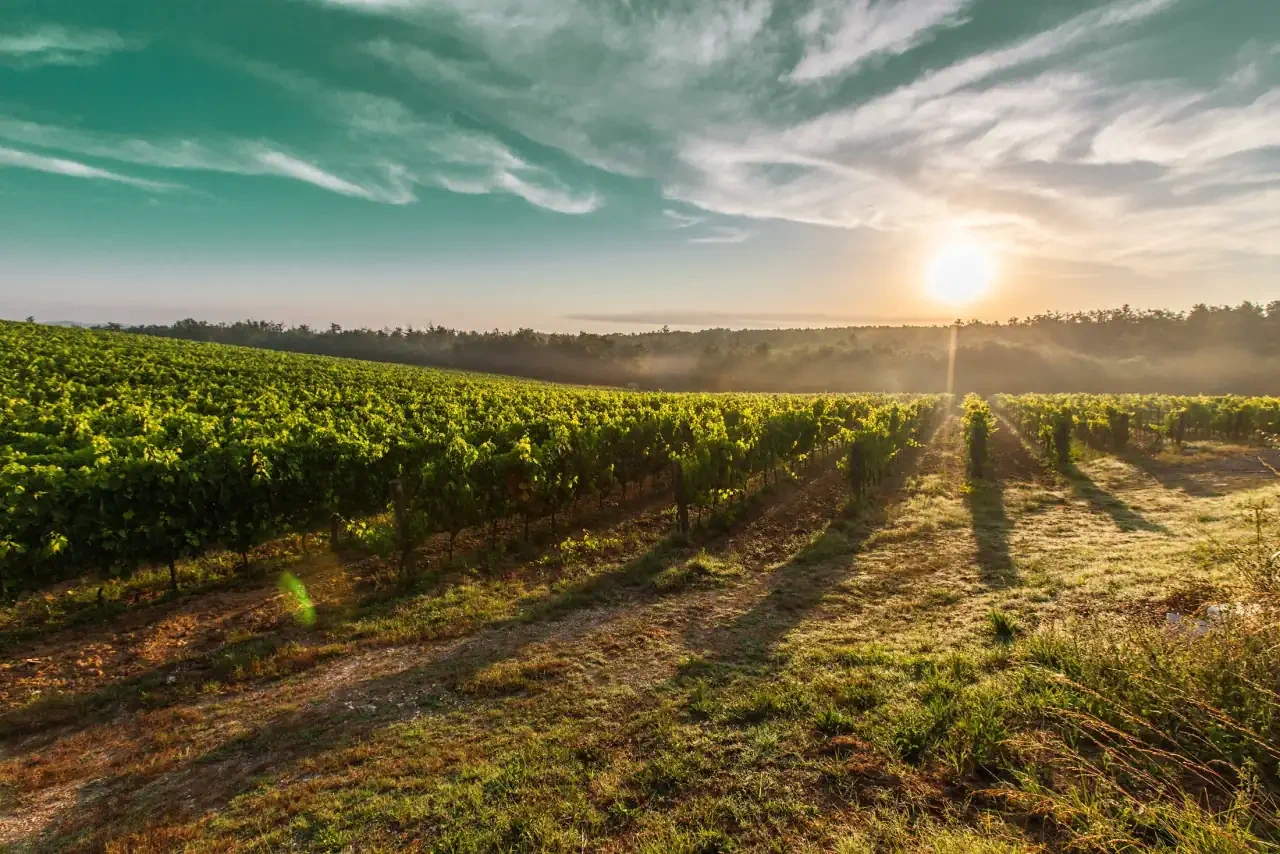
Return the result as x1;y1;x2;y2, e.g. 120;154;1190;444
926;238;996;305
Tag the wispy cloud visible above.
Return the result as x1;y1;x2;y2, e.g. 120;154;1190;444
252;149;416;204
788;0;971;82
494;171;600;214
0;118;420;203
219;53;600;213
662;209;704;228
651;0;1280;270
227;0;1280;270
0;26;138;68
0;114;592;211
663;209;752;243
0;41;601;212
688;226;753;244
0;145;173;190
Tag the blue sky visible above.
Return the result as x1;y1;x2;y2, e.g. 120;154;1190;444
0;0;1277;331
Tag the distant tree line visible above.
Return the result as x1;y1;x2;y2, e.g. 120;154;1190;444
107;302;1280;394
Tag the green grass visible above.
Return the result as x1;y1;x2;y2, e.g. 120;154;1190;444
985;608;1019;642
652;550;743;593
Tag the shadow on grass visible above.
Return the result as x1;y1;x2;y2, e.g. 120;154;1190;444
962;418;1037;587
990;412;1168;535
1121;448;1280;501
0;556;290;652
966;477;1015;587
1118;450;1241;498
0;489;686;738
678;428;937;668
1065;466;1169;534
0;475;681;655
0;631;347;739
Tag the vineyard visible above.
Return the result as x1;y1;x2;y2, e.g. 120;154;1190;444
991;392;1280;470
0;321;939;596
5;321;1280;852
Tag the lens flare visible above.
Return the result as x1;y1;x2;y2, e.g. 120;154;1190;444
278;572;316;626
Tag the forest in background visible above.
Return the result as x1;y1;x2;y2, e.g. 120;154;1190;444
98;302;1280;394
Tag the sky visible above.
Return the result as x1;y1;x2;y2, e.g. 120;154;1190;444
0;0;1277;332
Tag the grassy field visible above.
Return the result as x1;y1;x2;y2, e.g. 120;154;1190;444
2;415;1279;852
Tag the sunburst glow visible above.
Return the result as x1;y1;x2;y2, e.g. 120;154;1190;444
926;239;996;305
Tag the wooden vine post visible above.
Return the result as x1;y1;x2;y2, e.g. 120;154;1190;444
390;478;414;579
673;461;690;534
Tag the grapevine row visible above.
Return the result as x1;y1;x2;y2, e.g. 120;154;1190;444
993;393;1280;468
962;395;996;478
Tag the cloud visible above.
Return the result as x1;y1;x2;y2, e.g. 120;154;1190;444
322;0;421;8
0;26;138;68
252;149;416;204
218;0;1280;269
663;208;753;244
0;107;600;211
217;53;599;213
494;171;600;214
329;0;773;72
0;145;173;190
688;226;754;244
0;41;600;212
662;209;704;228
788;0;971;82
357;0;777;176
0;114;571;213
340;0;1280;269
645;0;1280;270
0;117;421;203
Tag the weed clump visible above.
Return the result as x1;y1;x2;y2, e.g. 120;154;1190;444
986;609;1019;643
815;706;858;735
651;550;741;593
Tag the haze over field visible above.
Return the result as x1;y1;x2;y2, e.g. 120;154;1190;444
2;0;1279;330
121;303;1280;394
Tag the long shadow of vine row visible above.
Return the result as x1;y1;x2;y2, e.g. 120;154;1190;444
676;422;942;670
1064;465;1169;534
992;414;1168;535
964;422;1026;588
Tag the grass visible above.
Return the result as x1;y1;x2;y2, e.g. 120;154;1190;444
461;654;577;696
1200;498;1280;597
986;608;1019;642
652;550;743;593
3;423;1280;851
0;538;305;645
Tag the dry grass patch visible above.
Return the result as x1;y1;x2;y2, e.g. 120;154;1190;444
461;654;578;696
651;551;743;593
